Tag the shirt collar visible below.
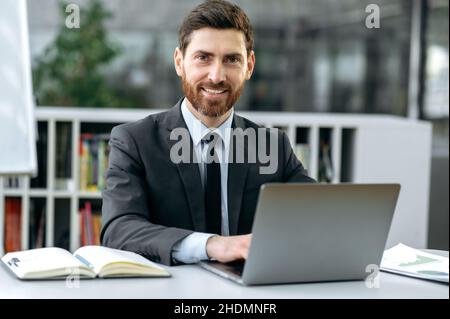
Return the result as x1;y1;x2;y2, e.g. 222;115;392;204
181;97;234;147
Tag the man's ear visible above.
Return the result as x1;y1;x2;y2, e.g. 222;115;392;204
174;47;184;77
245;50;255;80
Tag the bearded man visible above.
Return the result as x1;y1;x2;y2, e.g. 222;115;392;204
101;0;314;266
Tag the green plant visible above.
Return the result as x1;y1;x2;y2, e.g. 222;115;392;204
33;0;136;108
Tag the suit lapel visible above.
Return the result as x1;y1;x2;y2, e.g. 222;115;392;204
163;99;206;232
227;115;250;235
174;160;206;232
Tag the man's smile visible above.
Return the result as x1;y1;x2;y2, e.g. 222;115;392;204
201;87;229;98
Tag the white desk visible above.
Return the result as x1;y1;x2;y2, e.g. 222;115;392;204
0;262;448;299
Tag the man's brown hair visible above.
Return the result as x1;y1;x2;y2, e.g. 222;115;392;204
178;0;254;56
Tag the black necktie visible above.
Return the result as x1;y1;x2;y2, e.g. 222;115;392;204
203;133;222;234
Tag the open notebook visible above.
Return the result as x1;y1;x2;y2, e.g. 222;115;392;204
1;246;170;280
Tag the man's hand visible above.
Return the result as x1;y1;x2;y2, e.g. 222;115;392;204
205;234;252;263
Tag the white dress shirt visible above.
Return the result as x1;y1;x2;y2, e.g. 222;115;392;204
171;98;234;263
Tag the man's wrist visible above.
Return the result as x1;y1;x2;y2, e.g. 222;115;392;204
205;235;221;260
172;232;216;263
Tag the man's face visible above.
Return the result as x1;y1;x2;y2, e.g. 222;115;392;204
174;28;255;117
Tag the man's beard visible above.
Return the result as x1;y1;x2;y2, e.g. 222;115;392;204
182;75;245;117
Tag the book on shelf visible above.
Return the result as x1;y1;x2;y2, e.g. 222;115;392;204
380;243;449;283
80;201;101;246
1;246;170;280
79;133;110;192
4;198;21;253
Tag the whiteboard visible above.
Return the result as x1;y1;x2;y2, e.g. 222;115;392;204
0;0;37;175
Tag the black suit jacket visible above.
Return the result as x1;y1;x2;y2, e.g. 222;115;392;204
101;98;315;265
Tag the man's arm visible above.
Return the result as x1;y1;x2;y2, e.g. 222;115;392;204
101;125;193;265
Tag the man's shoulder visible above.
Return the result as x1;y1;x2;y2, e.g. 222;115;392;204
234;113;266;130
111;105;178;137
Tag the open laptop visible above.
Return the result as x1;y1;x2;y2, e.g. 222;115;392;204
199;183;400;285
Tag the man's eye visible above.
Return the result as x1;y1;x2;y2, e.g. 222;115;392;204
227;57;240;64
196;55;208;61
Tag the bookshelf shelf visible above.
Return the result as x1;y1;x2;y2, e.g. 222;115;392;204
2;190;25;197
0;107;432;254
52;192;74;198
78;192;103;199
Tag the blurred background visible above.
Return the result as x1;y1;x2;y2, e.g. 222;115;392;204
27;0;447;117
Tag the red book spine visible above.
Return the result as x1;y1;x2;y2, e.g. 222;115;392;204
5;199;12;253
13;199;22;251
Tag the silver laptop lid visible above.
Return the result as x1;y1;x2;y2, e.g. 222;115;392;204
241;183;400;285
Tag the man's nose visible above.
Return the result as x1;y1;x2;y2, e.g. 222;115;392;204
208;61;226;84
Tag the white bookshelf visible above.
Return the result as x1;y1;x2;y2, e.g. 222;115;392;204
0;107;432;254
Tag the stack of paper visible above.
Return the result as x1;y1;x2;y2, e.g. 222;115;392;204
381;243;449;283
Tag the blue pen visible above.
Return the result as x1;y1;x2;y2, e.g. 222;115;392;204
75;254;94;269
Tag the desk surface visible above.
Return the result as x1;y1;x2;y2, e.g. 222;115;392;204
1;262;448;299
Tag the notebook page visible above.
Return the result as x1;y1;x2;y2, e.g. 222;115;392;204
2;247;85;278
74;246;165;275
